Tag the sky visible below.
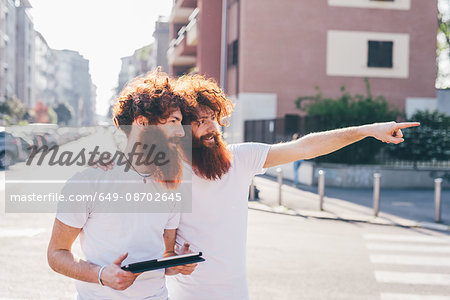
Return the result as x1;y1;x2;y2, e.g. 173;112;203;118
29;0;173;117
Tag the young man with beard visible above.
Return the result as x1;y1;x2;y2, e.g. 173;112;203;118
47;72;197;300
165;74;419;300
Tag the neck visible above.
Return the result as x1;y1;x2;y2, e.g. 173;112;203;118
123;128;152;175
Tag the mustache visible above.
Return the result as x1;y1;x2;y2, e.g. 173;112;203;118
200;132;219;141
167;137;182;144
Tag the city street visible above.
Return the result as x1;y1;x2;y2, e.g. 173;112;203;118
1;198;450;299
1;135;450;299
247;210;450;300
1;0;449;298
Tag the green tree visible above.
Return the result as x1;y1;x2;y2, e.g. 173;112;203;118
0;96;28;124
439;0;450;60
295;79;402;164
54;102;73;126
438;0;450;88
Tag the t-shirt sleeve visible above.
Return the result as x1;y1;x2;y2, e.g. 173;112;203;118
232;143;271;177
56;212;88;229
165;212;180;230
55;171;93;229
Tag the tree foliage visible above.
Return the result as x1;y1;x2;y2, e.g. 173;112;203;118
438;0;450;88
0;96;28;124
387;110;450;166
54;102;73;126
295;79;402;164
439;0;450;60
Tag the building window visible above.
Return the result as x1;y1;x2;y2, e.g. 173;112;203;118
227;39;238;66
368;40;393;68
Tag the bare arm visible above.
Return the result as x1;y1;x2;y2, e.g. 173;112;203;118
263;122;420;168
47;218;140;290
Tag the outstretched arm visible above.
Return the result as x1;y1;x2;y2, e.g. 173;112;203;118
263;121;419;168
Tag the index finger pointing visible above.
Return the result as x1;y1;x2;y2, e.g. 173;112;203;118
396;122;420;129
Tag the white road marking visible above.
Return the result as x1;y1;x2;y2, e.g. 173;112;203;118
364;234;450;244
380;293;450;300
375;271;450;286
367;243;450;253
370;255;450;266
0;228;45;238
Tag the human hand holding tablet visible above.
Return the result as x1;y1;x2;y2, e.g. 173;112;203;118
121;252;205;273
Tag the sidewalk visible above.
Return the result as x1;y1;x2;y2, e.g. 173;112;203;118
249;176;450;232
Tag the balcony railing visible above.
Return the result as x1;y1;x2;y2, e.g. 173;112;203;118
186;8;199;46
167;30;196;66
169;1;196;24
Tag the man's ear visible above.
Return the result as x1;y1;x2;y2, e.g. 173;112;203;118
135;116;148;126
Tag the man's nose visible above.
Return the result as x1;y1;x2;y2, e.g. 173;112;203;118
204;120;217;133
174;125;185;137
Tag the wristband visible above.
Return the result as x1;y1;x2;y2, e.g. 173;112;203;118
98;266;106;286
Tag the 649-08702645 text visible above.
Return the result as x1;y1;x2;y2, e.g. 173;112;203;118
8;192;182;203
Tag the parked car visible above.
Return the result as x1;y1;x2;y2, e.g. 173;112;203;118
0;131;30;169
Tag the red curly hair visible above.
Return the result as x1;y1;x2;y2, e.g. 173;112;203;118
174;74;234;126
112;70;190;135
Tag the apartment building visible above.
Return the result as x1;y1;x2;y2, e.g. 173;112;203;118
167;0;222;79
152;17;170;73
15;0;34;108
34;31;57;106
117;44;154;92
168;0;438;143
54;49;94;126
0;0;16;103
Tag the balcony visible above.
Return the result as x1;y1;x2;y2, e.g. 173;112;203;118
174;0;197;8
167;27;196;67
186;8;198;46
169;0;196;23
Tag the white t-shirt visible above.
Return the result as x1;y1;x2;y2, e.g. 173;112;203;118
166;143;271;300
56;165;180;300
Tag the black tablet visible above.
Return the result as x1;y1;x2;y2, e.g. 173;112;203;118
121;252;205;273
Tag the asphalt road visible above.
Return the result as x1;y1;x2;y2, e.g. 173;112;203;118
1;135;450;299
247;209;450;300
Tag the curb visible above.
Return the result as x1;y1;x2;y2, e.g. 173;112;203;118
248;201;450;232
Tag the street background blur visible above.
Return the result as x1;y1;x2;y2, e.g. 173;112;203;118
1;0;449;299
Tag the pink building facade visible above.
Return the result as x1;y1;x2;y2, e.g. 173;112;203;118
168;0;438;142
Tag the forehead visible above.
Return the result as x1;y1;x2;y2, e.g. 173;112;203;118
197;106;215;118
168;108;182;117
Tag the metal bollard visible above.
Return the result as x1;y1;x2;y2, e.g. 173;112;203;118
318;170;325;211
373;173;381;217
250;179;256;201
435;178;443;223
277;168;283;206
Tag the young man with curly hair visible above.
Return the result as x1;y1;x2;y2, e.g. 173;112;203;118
47;71;197;300
165;74;419;300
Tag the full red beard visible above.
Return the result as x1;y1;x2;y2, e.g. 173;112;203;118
191;131;232;180
135;126;183;189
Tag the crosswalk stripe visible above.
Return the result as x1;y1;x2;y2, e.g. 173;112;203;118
364;234;450;244
380;293;450;300
375;271;450;285
370;255;450;266
367;243;450;253
0;228;45;238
